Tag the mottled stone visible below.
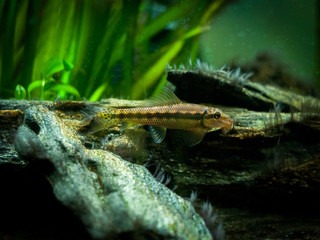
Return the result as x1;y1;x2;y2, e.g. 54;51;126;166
14;105;212;240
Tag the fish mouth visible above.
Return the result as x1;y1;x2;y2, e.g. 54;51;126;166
208;127;221;132
220;119;234;133
208;118;234;133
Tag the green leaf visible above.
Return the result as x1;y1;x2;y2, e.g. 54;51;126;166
27;80;45;99
41;58;64;79
0;0;5;22
63;60;74;71
2;0;223;100
28;80;80;100
200;0;226;25
47;83;80;98
132;26;204;99
89;83;107;101
121;0;141;97
1;0;17;96
181;26;204;40
136;1;199;44
131;40;184;99
14;84;26;100
152;75;168;96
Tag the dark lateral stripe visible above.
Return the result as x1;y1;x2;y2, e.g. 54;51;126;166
114;112;203;120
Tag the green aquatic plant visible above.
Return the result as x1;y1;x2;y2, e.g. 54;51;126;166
0;0;228;101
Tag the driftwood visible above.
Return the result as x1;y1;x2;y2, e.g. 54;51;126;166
1;64;320;239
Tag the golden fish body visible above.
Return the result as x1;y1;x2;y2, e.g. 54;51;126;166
97;104;232;131
91;88;233;146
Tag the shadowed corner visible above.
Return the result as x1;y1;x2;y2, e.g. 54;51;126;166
0;162;91;240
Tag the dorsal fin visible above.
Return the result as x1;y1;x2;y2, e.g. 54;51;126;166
143;87;182;106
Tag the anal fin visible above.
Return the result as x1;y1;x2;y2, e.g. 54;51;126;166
148;125;167;143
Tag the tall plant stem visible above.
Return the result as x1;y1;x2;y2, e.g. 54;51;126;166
1;0;17;96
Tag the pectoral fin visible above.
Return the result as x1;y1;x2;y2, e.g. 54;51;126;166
177;129;207;146
87;116;110;134
148;125;167;143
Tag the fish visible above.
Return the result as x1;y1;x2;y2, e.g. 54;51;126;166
88;87;233;146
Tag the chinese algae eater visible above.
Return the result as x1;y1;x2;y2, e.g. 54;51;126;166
89;87;233;146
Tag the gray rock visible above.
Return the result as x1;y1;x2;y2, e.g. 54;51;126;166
14;105;212;240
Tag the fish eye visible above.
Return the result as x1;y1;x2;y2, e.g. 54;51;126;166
213;111;221;119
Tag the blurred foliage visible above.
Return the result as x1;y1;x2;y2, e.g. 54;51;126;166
0;0;228;100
